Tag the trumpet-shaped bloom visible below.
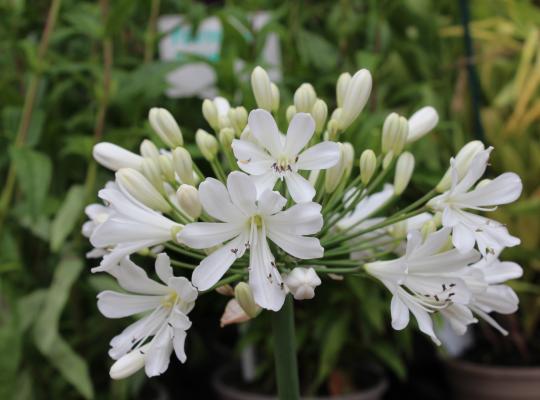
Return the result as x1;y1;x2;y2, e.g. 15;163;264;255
231;109;340;203
90;184;181;272
98;254;197;378
178;171;324;311
428;147;522;256
365;228;480;344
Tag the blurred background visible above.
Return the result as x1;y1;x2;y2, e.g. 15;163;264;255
1;0;539;399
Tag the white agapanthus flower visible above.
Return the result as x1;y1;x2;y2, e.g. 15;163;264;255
231;109;340;203
285;267;322;300
338;184;395;231
89;184;181;272
178;171;324;311
82;203;111;258
93;142;143;171
428;147;522;256
97;254;197;378
365;228;480;344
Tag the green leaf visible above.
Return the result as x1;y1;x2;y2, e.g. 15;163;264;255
297;30;338;71
10;146;52;220
371;342;407;380
33;256;94;399
0;230;21;273
315;314;349;388
50;185;86;252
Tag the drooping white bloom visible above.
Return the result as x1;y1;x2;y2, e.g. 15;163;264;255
231;109;340;203
365;228;480;344
428;147;522;256
407;106;439;143
93;142;144;172
178;171;324;311
98;254;197;378
338;184;395;231
82;203;111;259
285;267;322;300
90;184;181;272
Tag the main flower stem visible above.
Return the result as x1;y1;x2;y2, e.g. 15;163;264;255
272;295;300;400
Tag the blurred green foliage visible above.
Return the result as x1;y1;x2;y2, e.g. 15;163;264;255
0;0;538;398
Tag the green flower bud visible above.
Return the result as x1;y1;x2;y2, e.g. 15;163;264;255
172;147;194;185
116;168;171;212
359;149;377;185
196;129;219;161
234;282;261;318
251;66;273;111
394;152;415;195
311;99;328;135
177;184;202;220
148;107;183;148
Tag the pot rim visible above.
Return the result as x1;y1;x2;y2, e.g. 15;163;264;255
212;364;389;400
445;357;540;377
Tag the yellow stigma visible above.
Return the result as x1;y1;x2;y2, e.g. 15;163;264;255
161;292;178;308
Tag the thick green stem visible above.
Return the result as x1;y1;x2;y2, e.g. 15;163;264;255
272;295;300;400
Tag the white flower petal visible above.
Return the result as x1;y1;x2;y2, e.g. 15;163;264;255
266;229;323;259
231;139;274;175
155;253;173;285
456;172;522;207
257;189;287;216
252;171;279;196
109;258;168;295
168;277;198;304
284;172;316;203
284;113;315;157
227;171;258;215
266;202;323;236
173;329;188;363
198;178;244;222
481;260;523;284
452;223;476;253
296;141;340;171
145;327;173;377
390;294;410;330
179;222;243;249
97;291;162;318
248;109;283;157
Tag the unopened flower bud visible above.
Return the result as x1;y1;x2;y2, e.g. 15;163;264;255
234;282;261;318
219;127;235;148
286;105;296;122
382;151;394;170
140;139;160;159
342;142;354;178
148;108;183;148
220;299;251;327
172;147;194;185
202;99;219;131
109;344;149;380
359;149;377;185
382;113;408;155
117;168;171;212
177;184;201;220
389;220;408;239
216;284;234;296
294;83;317;112
336;72;352;108
436;140;485;192
93;142;143;171
196;129;218;161
251;66;273;111
158;154;175;182
421;220;437;240
271;83;280;112
325;143;353;192
394;152;415;195
285;267;321;300
339;69;372;130
311;99;328;135
228;107;248;135
141;157;163;190
407;106;438;143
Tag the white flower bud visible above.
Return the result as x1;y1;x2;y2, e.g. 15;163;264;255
382;113;408;155
220;299;251;327
141;157;163;190
421;220;437;239
285;267;321;300
148;107;183;148
394;152;415;195
172;147;194;185
407;106;439;143
359;149;377;185
219;127;235;148
436;140;485;192
336;72;352;108
311;99;328;135
158;154;175;182
117;168;171;212
202;99;219;131
389;220;407;239
93;142;143;171
382;150;394;170
109;344;149;380
251;66;273;111
339;69;372;129
271;83;280;112
228;107;248;135
140;139;160;159
286;105;297;123
234;282;261;318
195;129;218;161
325;142;353;192
294;83;316;112
177;184;201;220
